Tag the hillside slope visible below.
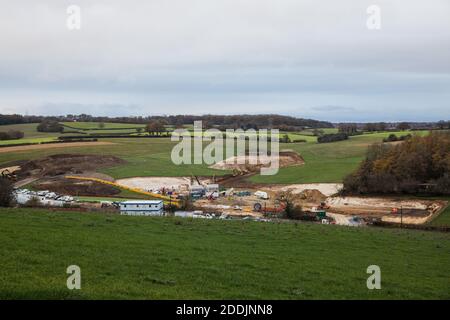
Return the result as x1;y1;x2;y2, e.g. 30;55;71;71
0;208;448;299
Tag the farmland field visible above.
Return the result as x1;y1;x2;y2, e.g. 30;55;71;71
0;208;448;299
251;130;430;183
0;137;57;146
0;123;60;138
0;123;60;145
0;137;225;178
0;124;431;183
61;122;146;130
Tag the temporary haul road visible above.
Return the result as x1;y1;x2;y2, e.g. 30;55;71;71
0;141;115;153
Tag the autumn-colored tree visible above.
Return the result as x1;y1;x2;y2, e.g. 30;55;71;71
343;131;450;195
397;122;410;131
146;120;166;136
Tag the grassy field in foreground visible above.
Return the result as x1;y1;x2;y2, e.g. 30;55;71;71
0;208;448;299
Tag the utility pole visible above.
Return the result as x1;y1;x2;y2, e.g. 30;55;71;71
400;205;403;228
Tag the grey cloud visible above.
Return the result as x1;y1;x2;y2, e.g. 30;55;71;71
0;0;449;121
312;106;355;112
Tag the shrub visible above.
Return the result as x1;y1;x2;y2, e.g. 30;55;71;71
317;133;348;143
0;130;24;140
37;120;63;133
24;197;42;208
279;134;291;143
383;134;398;142
0;178;14;207
382;133;412;143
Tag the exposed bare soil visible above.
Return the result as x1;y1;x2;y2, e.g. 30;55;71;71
267;183;342;197
18;154;125;178
324;196;448;224
13;154;126;196
209;151;304;173
33;177;121;197
0;141;115;153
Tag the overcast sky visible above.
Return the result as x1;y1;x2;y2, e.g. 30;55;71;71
0;0;449;121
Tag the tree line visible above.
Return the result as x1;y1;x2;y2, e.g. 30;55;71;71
36;120;64;133
318;133;349;143
343;131;450;195
0;114;332;129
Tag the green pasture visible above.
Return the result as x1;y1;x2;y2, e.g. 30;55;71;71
0;124;431;184
0;208;448;299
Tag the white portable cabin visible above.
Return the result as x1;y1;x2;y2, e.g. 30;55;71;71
119;200;164;216
254;191;269;200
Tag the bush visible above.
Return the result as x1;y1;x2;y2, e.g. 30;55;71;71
317;133;348;143
382;133;412;143
0;130;24;140
37;120;63;133
284;205;304;219
24;197;42;208
0;178;14;207
279;134;291;143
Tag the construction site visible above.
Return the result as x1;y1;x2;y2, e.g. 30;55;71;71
1;151;447;227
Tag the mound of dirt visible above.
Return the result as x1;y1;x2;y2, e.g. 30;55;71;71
297;189;327;202
19;154;125;178
33;177;121;197
210;151;304;173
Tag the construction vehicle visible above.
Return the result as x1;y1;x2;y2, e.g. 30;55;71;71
311;207;327;220
253;202;286;214
311;202;331;220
